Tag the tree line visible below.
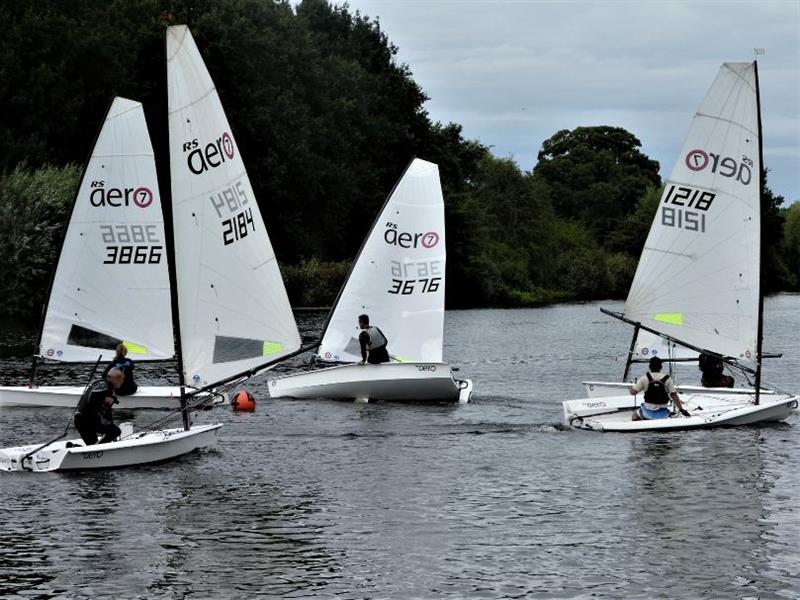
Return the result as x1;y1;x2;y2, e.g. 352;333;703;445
0;0;796;322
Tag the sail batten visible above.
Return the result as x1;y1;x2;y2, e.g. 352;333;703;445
318;158;446;364
167;25;300;388
38;97;175;363
625;62;760;362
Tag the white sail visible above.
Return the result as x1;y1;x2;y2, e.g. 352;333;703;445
38;97;174;363
318;158;446;363
634;330;698;361
624;62;761;362
167;25;300;388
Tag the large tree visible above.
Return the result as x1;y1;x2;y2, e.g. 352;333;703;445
533;126;661;241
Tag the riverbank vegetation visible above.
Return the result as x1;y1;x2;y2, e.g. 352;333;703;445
0;0;795;320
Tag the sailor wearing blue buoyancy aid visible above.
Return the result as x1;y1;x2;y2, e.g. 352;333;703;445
102;343;138;396
629;356;691;420
357;314;390;364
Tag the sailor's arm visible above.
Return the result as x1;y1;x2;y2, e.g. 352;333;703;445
671;391;691;416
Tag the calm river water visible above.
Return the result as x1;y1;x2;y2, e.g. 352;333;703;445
0;298;798;599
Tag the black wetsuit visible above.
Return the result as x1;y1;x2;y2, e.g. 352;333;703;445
359;327;390;364
103;357;137;396
74;381;121;445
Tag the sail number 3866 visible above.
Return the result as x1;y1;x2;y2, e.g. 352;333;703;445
100;224;162;264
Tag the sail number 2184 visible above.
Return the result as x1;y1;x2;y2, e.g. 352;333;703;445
661;184;715;233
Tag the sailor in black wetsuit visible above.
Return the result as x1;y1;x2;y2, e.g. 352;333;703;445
102;343;138;396
74;368;123;445
357;314;390;365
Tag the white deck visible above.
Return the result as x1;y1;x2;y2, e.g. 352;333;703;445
562;392;798;432
269;362;472;403
0;385;186;409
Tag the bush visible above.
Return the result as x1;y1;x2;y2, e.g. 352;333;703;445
0;163;81;321
282;258;350;307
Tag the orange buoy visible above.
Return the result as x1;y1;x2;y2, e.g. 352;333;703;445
231;390;256;412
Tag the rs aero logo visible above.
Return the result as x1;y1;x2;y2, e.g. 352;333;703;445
183;132;235;175
384;222;439;249
89;181;153;208
685;149;753;185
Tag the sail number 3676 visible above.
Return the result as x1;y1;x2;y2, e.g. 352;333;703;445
661;184;715;233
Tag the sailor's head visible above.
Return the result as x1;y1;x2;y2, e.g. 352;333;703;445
107;367;125;389
115;343;128;360
358;314;370;329
649;356;663;372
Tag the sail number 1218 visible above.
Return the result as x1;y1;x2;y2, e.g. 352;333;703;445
661;184;716;233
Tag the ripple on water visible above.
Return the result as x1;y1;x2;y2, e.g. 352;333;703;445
1;301;799;598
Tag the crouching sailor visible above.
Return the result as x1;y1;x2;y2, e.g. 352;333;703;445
74;368;123;445
629;357;691;421
357;314;390;365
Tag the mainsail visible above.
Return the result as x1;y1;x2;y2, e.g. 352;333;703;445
38;97;174;362
318;158;446;363
624;62;761;363
167;25;301;388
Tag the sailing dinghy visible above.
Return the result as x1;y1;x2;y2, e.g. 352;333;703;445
269;159;472;403
563;62;798;432
0;97;181;408
1;24;302;470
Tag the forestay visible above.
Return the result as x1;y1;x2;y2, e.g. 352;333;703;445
167;25;300;388
625;62;760;362
318;158;446;363
38;97;174;362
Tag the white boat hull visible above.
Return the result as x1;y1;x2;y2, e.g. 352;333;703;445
562;392;798;432
269;363;473;403
0;385;189;409
582;380;775;399
0;422;222;472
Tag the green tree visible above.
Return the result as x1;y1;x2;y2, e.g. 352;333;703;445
0;164;81;320
533;126;661;241
761;168;789;293
780;202;800;290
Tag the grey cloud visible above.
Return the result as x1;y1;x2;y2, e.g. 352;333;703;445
342;0;800;199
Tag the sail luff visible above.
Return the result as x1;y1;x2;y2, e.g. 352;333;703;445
34;98;115;364
317;158;419;350
317;158;446;364
166;25;301;388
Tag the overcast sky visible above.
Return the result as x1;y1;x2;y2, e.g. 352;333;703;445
339;0;800;201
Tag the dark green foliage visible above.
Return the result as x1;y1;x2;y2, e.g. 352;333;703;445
780;202;800;290
0;0;794;322
533;127;661;241
0;164;81;320
283;258;350;307
760;168;789;293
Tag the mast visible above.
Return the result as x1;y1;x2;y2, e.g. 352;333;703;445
163;31;190;430
621;325;640;382
753;59;765;406
30;98;116;386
